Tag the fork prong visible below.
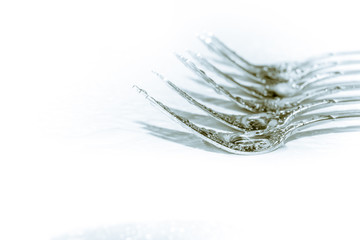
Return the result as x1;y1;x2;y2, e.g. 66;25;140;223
175;53;258;112
133;85;248;154
151;72;250;132
187;51;266;98
199;33;254;67
198;33;260;78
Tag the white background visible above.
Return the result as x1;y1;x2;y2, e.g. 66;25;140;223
1;0;360;239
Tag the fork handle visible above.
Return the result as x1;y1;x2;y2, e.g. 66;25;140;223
299;51;360;68
289;110;360;134
295;82;360;103
301;69;360;88
296;96;360;115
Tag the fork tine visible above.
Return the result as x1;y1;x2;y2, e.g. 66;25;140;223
189;50;265;85
133;85;247;154
175;53;259;112
189;75;262;98
152;71;251;131
199;33;255;68
198;33;260;78
187;51;267;98
181;89;241;110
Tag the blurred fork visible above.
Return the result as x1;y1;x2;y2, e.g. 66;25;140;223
134;86;360;155
189;51;360;98
199;33;360;97
175;55;360;113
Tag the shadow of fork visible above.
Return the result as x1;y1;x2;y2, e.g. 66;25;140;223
287;125;360;143
136;121;229;154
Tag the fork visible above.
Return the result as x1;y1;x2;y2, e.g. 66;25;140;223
199;34;360;97
189;51;360;98
156;73;360;135
134;86;360;155
175;55;360;113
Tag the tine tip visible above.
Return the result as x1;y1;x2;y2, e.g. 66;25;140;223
151;71;167;81
133;85;141;91
174;53;189;62
133;85;142;93
133;85;150;98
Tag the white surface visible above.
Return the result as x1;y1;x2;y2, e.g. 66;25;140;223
1;0;360;240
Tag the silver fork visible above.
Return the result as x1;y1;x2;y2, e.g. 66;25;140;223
189;51;360;98
175;55;360;113
199;34;360;97
134;86;360;155
155;73;360;135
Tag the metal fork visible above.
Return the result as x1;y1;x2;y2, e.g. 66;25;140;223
134;86;360;155
199;33;360;97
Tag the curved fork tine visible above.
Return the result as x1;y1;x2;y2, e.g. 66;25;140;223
175;54;258;112
198;34;263;82
183;89;242;110
188;51;266;99
152;72;248;132
133;85;241;154
199;33;255;69
189;76;259;99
